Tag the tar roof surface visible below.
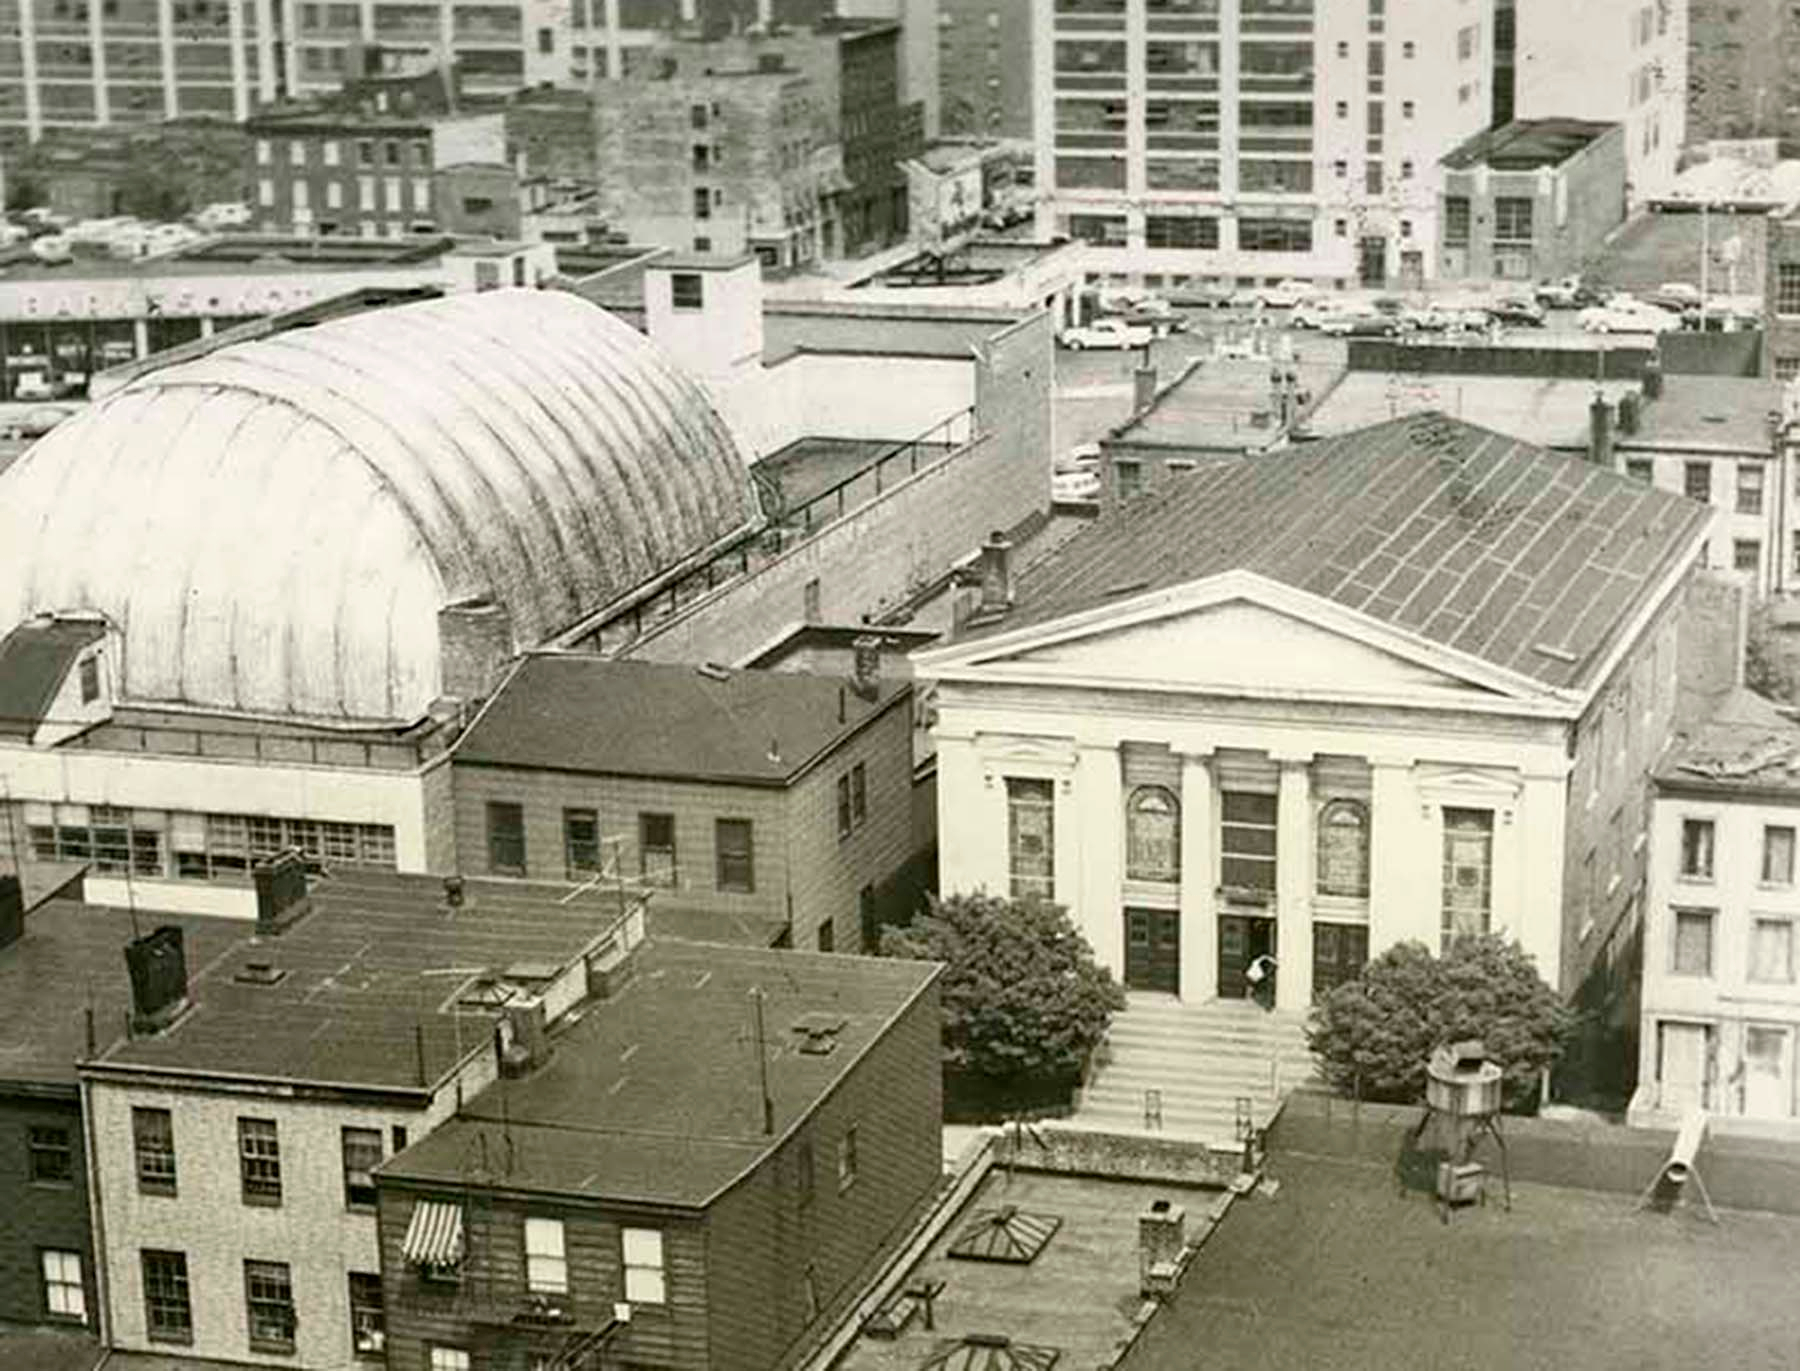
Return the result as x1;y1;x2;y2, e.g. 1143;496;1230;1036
453;655;909;784
1617;374;1782;454
0;898;241;1090
0;617;102;738
1116;353;1348;449
1655;686;1800;796
1441;118;1615;170
95;869;632;1090
764;303;1021;364
1304;373;1639;449
378;940;939;1206
955;413;1710;694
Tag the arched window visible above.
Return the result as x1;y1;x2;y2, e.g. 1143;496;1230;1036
1316;799;1370;899
1126;785;1180;882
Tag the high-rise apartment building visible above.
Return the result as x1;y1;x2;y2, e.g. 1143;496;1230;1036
939;0;1033;139
1513;0;1686;201
0;0;284;138
1686;0;1793;146
1035;0;1496;290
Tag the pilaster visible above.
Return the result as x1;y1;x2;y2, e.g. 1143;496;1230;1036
1274;754;1313;1010
1370;754;1432;950
1077;741;1124;980
1178;749;1216;1001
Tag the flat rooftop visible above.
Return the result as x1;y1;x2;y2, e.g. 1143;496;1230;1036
1656;685;1800;797
378;939;939;1207
1304;372;1640;449
452;655;909;785
1113;352;1347;450
0;894;241;1092
1618;373;1781;453
91;869;638;1091
1124;1151;1800;1371
840;1168;1229;1371
1442;118;1617;171
0;235;452;283
765;302;1022;363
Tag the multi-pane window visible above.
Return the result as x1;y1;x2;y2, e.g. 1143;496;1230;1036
342;1127;382;1208
487;801;526;876
1125;786;1180;882
837;774;854;839
671;271;704;309
1684;461;1711;503
1672;908;1714;976
640;812;676;886
851;762;867;828
1751;918;1795;983
1144;216;1219;249
39;808;395;881
1315;799;1370;899
1238;217;1313;253
1777;263;1800;316
40;1250;85;1322
622;1227;667;1304
716;818;754;893
348;1272;385;1358
1738;464;1765;515
1493;197;1533;242
244;1260;296;1352
134;1107;177;1195
238;1117;282;1204
1736;538;1762;573
28;1125;73;1184
142;1250;192;1343
1006;777;1055;901
1764;826;1795;886
836;1126;859;1192
563;808;600;877
1680;819;1715;879
1441;808;1494;950
1220;791;1278;894
1443;196;1470;245
430;1351;471;1371
524;1217;568;1295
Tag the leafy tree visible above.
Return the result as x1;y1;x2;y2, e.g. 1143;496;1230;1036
1307;934;1574;1109
879;891;1125;1086
1745;605;1800;706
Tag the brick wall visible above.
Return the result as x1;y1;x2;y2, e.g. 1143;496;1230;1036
0;1092;94;1332
621;310;1053;666
420;758;457;875
704;969;942;1371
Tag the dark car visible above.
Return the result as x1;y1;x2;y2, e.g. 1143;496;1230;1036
1488;298;1547;327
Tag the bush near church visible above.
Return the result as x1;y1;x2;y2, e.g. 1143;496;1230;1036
1307;934;1575;1111
880;891;1126;1121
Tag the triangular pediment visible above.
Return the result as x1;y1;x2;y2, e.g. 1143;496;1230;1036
926;573;1568;710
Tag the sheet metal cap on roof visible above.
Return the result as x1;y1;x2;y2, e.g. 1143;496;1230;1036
0;289;757;721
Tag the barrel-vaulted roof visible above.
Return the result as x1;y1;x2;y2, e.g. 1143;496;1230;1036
0;289;757;721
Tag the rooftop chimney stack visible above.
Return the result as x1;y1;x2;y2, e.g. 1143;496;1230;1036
1642;354;1664;399
0;875;22;952
253;850;312;936
1133;364;1157;415
1588;393;1615;467
124;925;188;1034
1617;389;1641;436
851;635;883;702
978;531;1013;615
1139;1198;1186;1299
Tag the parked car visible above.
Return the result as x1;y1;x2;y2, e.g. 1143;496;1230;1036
12;369;54;400
1402;302;1455;331
1292;298;1349;330
28;235;72;264
1487;296;1547;327
1058;318;1156;350
1167;279;1237;310
1257;278;1318;309
1319;308;1405;338
1534;276;1599;309
1578;301;1683;334
1102;306;1187;335
192;201;252;231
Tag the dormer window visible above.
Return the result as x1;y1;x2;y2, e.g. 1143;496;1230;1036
78;654;100;704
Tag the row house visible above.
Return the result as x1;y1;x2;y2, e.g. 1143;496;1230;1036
920;414;1711;1099
374;941;942;1371
1633;687;1800;1133
443;652;921;957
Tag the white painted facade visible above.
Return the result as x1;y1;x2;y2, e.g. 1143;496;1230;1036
921;572;1584;1010
1033;0;1495;288
1635;776;1800;1133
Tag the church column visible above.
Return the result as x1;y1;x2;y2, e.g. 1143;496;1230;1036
1369;755;1429;952
1274;753;1313;1011
1077;742;1124;983
1178;749;1216;1002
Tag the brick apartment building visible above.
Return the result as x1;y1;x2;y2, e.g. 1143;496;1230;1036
937;0;1033;141
246;101;509;238
442;653;920;955
79;867;651;1368
0;873;237;1338
375;939;942;1371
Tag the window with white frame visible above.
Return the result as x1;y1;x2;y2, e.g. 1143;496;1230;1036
621;1227;666;1304
429;1349;471;1371
1672;908;1714;976
1764;826;1795;886
1680;818;1715;879
1441;808;1494;950
1315;799;1369;899
40;1249;85;1322
1006;778;1055;901
1125;786;1180;882
525;1217;568;1295
1750;917;1795;983
348;1272;385;1357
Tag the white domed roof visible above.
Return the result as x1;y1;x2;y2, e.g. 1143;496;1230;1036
0;288;757;720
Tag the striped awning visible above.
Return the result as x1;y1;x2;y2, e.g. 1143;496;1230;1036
401;1200;465;1267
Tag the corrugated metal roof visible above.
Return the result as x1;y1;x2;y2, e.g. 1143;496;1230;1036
0;289;757;721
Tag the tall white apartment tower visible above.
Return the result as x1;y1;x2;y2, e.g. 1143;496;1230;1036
1514;0;1686;203
0;0;285;138
1034;0;1496;290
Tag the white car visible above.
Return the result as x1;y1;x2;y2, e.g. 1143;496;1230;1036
28;235;72;263
1058;318;1156;350
1292;298;1348;330
1258;279;1317;309
193;201;252;231
1579;302;1683;334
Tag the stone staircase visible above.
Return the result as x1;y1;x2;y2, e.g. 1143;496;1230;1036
1073;995;1318;1146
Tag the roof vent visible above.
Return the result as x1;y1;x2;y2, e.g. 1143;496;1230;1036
1103;579;1150;599
1530;642;1579;664
697;662;732;682
234;960;287;987
792;1011;847;1056
947;1205;1063;1264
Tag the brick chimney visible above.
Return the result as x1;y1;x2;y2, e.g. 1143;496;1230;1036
1133;364;1157;415
124;925;189;1034
253;850;312;936
1139;1198;1186;1299
1617;390;1641;436
1588;393;1614;466
977;531;1013;616
851;634;883;702
438;596;514;704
